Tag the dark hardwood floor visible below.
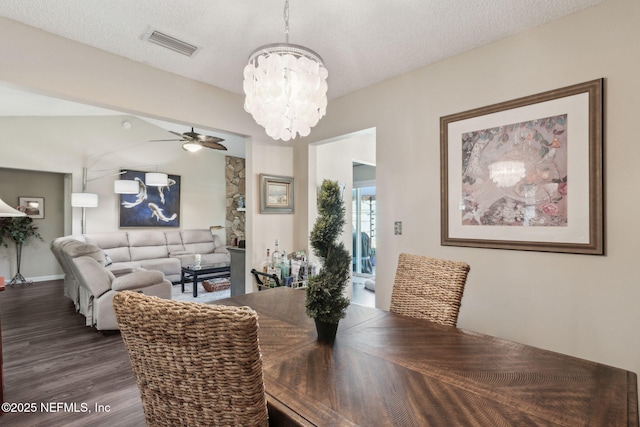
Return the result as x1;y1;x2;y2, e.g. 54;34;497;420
0;280;145;426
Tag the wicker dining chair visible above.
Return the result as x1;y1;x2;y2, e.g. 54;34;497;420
390;253;470;327
113;291;268;427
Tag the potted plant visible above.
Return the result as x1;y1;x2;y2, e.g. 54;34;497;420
305;179;351;343
0;210;43;285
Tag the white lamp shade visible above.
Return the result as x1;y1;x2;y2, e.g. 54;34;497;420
71;192;99;207
145;172;169;186
0;197;26;217
114;179;140;194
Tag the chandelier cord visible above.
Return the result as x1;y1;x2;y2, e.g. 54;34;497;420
284;0;290;44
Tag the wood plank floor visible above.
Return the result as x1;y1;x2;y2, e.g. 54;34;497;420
0;280;146;426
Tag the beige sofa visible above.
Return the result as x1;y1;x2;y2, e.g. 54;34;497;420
52;239;172;330
52;229;229;330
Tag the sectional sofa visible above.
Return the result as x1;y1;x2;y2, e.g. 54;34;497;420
51;229;230;330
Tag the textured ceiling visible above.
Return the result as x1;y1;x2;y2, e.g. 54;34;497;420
0;0;605;100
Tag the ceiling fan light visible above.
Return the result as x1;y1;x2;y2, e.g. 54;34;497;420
182;141;203;152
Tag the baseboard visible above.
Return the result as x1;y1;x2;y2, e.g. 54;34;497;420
27;274;64;283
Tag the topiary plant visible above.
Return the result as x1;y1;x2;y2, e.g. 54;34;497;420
305;179;351;325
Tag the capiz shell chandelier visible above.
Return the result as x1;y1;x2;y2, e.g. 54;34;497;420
488;160;526;188
243;0;328;141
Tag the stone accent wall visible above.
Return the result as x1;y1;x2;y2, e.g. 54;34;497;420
226;156;246;246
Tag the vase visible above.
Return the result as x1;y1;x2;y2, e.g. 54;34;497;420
314;319;339;344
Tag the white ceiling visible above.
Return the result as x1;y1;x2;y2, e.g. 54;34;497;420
0;0;605;156
0;0;605;101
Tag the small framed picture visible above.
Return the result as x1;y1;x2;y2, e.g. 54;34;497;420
260;174;294;213
19;197;44;219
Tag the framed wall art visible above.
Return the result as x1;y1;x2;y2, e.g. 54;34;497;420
440;79;603;255
18;196;44;219
260;174;294;213
119;170;181;227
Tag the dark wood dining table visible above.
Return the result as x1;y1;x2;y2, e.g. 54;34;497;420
214;287;638;426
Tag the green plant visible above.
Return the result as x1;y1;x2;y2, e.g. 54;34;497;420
0;215;43;247
305;179;351;324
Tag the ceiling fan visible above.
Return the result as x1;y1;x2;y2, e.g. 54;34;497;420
152;127;227;152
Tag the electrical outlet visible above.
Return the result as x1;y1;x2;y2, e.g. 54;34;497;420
394;221;402;235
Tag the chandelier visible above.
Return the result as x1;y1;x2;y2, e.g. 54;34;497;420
488;160;526;188
243;0;328;141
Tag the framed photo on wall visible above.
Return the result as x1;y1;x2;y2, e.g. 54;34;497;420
440;79;603;255
18;197;44;219
260;174;294;213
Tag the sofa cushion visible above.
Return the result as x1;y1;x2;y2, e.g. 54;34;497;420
61;241;105;265
128;231;170;261
111;270;166;291
85;232;131;263
165;231;185;254
138;257;181;277
181;229;217;254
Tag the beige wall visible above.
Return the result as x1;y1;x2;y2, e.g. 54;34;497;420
247;142;299;292
1;0;638;377
302;0;640;375
0;168;65;280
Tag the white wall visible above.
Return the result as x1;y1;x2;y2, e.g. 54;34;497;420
247;142;295;291
0;168;64;280
302;0;640;375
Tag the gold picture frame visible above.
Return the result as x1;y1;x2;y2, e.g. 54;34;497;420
440;79;603;255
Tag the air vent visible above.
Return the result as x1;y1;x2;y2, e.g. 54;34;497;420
144;29;200;57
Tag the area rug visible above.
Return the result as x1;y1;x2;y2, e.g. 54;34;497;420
171;281;230;304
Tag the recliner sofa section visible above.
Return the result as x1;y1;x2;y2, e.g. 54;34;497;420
51;229;230;330
53;239;172;330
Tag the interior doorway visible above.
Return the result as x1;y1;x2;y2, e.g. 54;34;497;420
352;162;376;307
312;128;376;305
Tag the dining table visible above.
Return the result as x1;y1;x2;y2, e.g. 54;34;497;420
213;287;638;426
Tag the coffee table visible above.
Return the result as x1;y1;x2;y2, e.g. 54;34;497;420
181;262;231;298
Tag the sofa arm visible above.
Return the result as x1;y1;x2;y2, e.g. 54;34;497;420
112;270;166;291
109;266;136;277
214;245;229;254
107;262;143;277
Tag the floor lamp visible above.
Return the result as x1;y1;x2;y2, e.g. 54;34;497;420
71;167;138;234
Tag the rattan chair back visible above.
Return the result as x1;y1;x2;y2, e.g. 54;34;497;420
113;291;268;427
390;253;470;327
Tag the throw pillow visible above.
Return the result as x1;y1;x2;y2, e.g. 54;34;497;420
104;252;113;267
